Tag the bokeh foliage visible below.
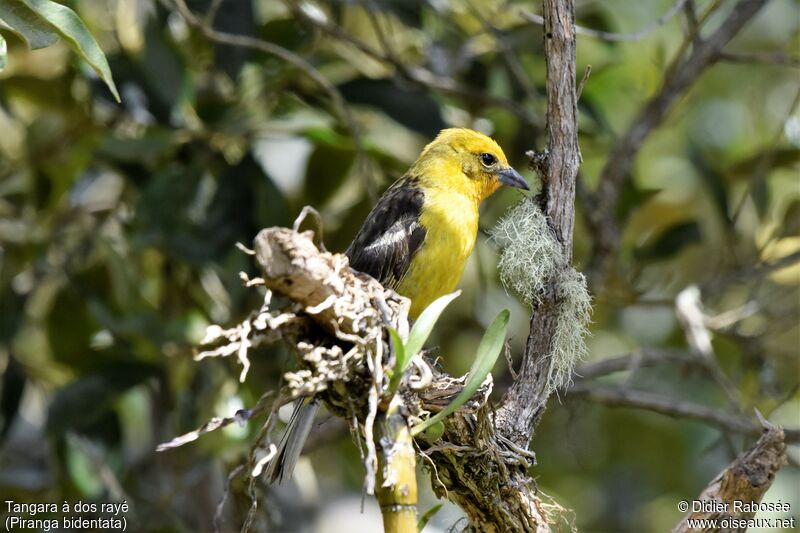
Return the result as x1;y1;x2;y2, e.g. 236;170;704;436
0;0;798;531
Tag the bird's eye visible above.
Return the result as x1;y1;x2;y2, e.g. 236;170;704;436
480;153;497;167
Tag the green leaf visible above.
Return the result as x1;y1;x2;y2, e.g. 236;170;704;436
780;200;800;238
417;503;443;532
420;420;444;441
689;147;731;226
404;291;460;364
387;327;407;394
65;434;104;497
47;361;158;435
635;221;702;260
0;0;59;49
0;32;6;71
96;129;177;163
20;0;120;102
616;178;660;223
387;291;460;395
303;141;355;206
751;178;769;219
304;126;356;149
728;148;800;180
411;309;510;437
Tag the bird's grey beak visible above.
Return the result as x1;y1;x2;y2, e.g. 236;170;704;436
498;167;530;190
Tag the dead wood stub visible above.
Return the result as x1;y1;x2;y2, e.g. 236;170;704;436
673;423;787;533
254;227;401;337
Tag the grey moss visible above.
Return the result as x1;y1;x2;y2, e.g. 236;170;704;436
490;198;592;393
549;268;591;391
491;199;562;307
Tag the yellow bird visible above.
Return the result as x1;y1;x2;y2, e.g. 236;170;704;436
347;128;529;317
268;128;529;482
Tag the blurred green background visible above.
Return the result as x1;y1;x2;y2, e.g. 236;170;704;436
0;0;798;531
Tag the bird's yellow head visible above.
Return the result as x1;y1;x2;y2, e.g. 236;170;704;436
410;128;529;203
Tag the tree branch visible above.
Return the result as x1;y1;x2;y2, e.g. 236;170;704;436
521;0;688;43
702;249;800;293
287;1;544;130
574;347;701;381
170;0;362;149
178;226;557;530
673;420;787;532
568;384;800;444
718;50;800;68
495;0;581;447
585;0;771;284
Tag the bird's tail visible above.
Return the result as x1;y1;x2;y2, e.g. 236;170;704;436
266;396;320;483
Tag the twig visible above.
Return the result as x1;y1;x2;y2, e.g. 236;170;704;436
682;0;700;40
675;286;743;410
568;384;800;444
203;0;225;29
287;0;544;130
362;337;381;496
702;249;800;293
704;302;758;330
576;64;592;101
70;434;130;502
719;50;800;68
169;0;364;160
156;391;277;451
574;347;701;381
731;87;800;225
672;0;725;64
465;0;543;106
503;341;518;380
360;0;396;61
213;463;245;533
521;0;688;43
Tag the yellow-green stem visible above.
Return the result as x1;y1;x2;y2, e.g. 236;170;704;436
376;395;417;533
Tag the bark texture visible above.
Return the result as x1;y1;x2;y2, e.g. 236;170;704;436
496;0;580;446
673;422;787;533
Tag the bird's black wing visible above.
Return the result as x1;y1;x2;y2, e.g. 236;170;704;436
345;177;426;289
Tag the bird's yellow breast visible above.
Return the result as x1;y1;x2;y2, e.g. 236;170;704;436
396;187;479;318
